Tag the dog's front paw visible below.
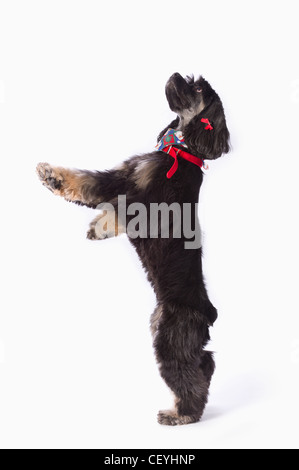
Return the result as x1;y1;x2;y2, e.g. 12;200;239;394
36;162;64;193
157;410;198;426
86;226;109;241
87;213;118;241
87;227;102;240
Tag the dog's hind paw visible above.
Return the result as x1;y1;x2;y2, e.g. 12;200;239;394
36;162;64;193
157;410;199;426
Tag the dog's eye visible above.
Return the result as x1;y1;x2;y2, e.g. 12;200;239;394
195;86;202;93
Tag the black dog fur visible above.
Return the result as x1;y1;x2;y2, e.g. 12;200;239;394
36;73;230;425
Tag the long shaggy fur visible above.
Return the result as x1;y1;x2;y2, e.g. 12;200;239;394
36;72;230;425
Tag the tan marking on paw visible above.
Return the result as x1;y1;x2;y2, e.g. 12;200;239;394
36;162;97;205
36;162;64;194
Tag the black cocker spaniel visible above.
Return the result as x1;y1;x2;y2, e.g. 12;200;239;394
37;72;230;425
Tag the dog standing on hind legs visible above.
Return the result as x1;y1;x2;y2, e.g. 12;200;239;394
37;72;230;425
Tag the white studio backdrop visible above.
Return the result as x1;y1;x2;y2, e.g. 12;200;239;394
0;0;299;449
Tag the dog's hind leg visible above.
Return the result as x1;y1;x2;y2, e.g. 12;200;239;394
152;303;215;426
157;350;215;425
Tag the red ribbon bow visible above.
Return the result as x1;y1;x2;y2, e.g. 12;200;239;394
201;118;213;131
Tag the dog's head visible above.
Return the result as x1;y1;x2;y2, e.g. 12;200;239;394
165;73;230;160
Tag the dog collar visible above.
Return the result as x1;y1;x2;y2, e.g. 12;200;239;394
162;146;206;179
156;128;208;179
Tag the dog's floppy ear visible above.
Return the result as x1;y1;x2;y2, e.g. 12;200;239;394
157;117;180;143
184;99;230;160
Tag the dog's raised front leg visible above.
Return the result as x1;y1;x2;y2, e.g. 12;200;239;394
36;162;128;209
